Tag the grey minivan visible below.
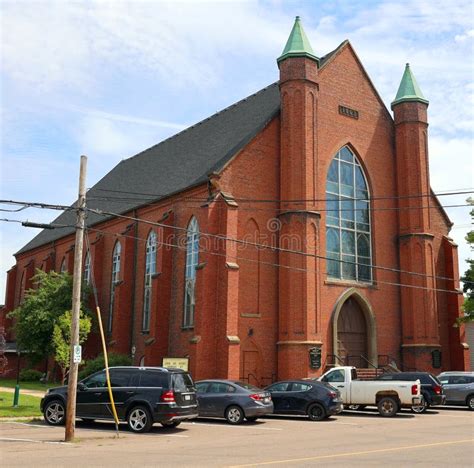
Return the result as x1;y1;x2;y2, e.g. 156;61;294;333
196;379;273;424
437;372;474;410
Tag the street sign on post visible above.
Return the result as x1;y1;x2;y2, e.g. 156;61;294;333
73;345;82;364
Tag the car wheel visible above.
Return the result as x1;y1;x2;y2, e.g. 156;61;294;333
225;405;244;425
246;417;258;422
127;406;153;433
411;397;428;414
44;400;66;426
307;403;326;421
466;394;474;411
160;421;181;428
377;397;399;417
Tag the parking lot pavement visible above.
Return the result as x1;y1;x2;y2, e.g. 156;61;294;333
0;408;473;467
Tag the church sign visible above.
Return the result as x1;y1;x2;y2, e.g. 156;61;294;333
162;357;189;371
309;347;322;369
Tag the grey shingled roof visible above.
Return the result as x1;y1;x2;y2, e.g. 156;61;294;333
17;44;343;256
17;83;281;254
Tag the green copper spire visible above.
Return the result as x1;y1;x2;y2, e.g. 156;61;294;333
277;16;319;64
391;63;429;108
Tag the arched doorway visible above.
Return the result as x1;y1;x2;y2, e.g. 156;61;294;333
332;289;377;366
337;297;367;366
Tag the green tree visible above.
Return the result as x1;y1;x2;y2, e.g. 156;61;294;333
8;270;91;364
460;197;474;323
53;310;91;384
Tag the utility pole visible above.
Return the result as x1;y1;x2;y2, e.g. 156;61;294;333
65;155;87;442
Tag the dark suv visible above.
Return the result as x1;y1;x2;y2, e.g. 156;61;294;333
377;372;445;413
41;366;198;433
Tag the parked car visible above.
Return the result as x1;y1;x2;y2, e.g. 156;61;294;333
41;366;198;433
319;367;422;417
264;380;343;421
376;372;445;413
437;371;474;410
195;379;273;424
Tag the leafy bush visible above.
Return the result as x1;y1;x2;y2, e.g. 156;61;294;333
19;369;43;382
78;353;132;380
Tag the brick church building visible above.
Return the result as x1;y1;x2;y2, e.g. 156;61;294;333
1;17;470;382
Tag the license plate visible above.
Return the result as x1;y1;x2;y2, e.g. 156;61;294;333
185;395;191;400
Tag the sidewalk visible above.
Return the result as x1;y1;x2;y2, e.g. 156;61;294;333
0;387;45;398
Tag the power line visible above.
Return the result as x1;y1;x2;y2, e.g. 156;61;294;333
0;200;74;211
0;218;74;229
91;187;474;203
85;206;471;286
1;198;470;285
83;225;464;295
86;195;471;214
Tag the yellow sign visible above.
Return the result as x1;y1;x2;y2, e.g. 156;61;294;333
162;357;189;371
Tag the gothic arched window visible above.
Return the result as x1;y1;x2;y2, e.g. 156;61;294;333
60;257;67;273
108;241;121;332
84;250;91;285
326;146;372;282
183;217;199;328
142;231;157;331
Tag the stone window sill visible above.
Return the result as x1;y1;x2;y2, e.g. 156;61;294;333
325;279;376;289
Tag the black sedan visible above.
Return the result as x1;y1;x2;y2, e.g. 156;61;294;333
265;380;343;421
195;380;273;424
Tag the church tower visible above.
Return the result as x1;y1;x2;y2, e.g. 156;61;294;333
392;64;441;371
277;17;321;378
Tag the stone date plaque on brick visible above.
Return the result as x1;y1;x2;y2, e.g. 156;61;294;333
339;105;359;119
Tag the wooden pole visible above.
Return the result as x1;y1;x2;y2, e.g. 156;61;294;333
65;155;87;442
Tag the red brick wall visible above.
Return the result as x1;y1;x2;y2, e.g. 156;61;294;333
1;41;466;384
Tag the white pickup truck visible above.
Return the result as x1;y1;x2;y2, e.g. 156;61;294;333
319;366;421;417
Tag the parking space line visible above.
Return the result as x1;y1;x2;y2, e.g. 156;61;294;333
184;422;283;431
2;422;189;438
228;438;474;467
5;422;52;429
0;437;71;445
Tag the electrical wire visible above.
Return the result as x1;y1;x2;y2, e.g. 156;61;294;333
86;195;471;214
85;207;471;287
0;199;74;211
0;218;74;228
91;187;474;204
84;225;464;295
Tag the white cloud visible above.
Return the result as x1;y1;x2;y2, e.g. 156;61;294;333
455;29;474;42
68;107;186;130
0;0;288;93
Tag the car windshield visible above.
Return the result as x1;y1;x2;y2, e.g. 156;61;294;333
233;381;262;392
171;373;194;391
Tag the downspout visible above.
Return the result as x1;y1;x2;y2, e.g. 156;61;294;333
129;209;139;362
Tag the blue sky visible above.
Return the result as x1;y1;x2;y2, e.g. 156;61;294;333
1;0;473;301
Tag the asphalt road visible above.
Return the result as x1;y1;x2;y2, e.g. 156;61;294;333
0;407;473;467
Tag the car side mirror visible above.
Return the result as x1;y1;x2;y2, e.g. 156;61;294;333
78;382;87;391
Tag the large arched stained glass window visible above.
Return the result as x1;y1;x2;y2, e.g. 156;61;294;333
183;217;199;328
326;146;372;282
108;241;121;332
142;231;157;331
